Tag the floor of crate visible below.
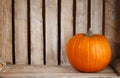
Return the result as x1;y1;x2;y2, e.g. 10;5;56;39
0;65;117;78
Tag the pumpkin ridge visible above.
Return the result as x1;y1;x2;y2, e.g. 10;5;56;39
69;35;82;67
85;36;90;72
89;37;92;72
96;36;103;71
74;35;82;69
81;36;88;70
80;36;86;72
88;37;90;72
77;35;84;70
74;35;82;66
82;36;90;72
70;36;78;65
88;37;91;72
100;38;106;68
93;36;97;72
76;36;83;70
99;37;105;70
87;38;90;71
102;36;111;67
67;34;77;64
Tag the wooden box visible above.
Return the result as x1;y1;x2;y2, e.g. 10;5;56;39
0;0;119;77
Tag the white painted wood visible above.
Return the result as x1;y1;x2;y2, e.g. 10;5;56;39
91;0;103;34
0;0;12;64
15;0;28;64
76;0;88;34
45;0;58;65
61;0;73;65
30;0;43;65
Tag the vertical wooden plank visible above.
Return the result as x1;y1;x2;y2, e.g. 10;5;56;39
61;0;73;65
30;0;43;65
45;0;58;65
76;0;88;34
0;0;12;64
91;0;103;34
15;0;28;64
105;0;120;63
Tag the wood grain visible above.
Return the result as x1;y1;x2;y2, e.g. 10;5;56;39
0;65;117;77
76;0;88;34
45;0;58;65
105;0;120;63
30;0;43;65
91;0;103;34
0;0;12;64
1;65;114;73
61;0;73;65
15;0;28;64
111;59;120;76
0;57;6;71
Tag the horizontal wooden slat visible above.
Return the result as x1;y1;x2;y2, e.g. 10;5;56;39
0;73;117;78
1;65;114;73
0;65;117;77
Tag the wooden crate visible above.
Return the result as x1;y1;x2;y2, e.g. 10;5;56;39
0;0;119;77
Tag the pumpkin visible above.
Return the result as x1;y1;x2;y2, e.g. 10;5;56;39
66;28;111;72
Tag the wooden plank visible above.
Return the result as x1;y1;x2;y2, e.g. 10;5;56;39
30;0;43;65
76;0;88;34
0;65;117;77
91;0;103;34
0;0;12;64
111;59;120;75
15;0;28;64
0;73;117;78
1;65;115;73
0;57;6;71
105;0;120;63
45;0;58;65
61;0;73;65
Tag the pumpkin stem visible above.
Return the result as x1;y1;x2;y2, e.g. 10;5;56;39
85;28;93;37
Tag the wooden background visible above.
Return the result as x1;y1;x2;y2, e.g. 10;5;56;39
0;0;120;65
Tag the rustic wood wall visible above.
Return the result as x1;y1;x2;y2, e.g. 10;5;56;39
0;0;120;65
105;0;120;63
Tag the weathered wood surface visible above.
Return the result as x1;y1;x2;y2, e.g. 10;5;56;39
30;0;43;65
0;57;6;71
45;0;58;65
15;0;28;64
105;0;120;63
76;0;88;34
111;59;120;76
0;0;12;64
0;65;117;77
61;0;73;65
91;0;103;34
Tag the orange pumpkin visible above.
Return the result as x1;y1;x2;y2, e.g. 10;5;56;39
66;29;111;72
